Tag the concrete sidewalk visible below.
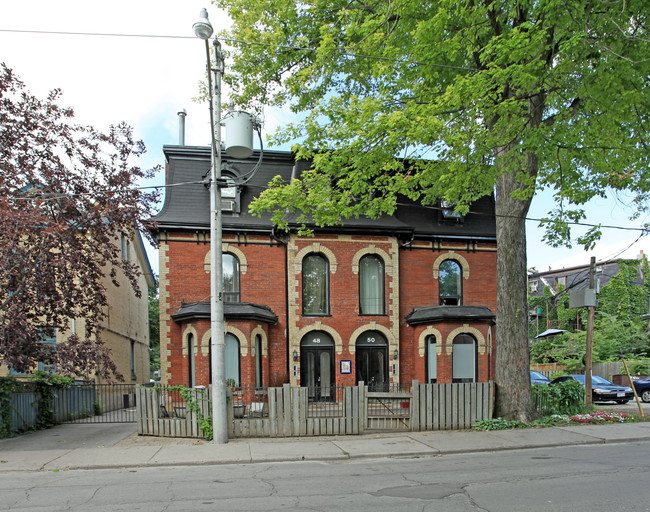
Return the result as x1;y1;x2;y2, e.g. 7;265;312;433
1;420;650;472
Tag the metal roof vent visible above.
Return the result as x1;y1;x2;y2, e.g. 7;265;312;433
177;109;187;145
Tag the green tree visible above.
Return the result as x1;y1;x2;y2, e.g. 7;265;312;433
598;259;650;326
215;0;650;420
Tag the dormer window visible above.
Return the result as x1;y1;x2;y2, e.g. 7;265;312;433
203;165;243;214
440;201;464;222
220;176;239;213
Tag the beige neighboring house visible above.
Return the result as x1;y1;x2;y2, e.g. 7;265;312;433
1;231;155;384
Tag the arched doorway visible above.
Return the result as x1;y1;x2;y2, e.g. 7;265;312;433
300;331;335;401
355;330;388;391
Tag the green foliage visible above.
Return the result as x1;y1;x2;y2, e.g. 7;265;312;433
217;0;650;239
530;257;650;366
626;360;649;375
529;284;585;341
29;371;73;430
527;415;570;428
217;0;650;419
472;418;527;431
0;376;27;438
598;260;649;326
532;381;586;416
160;386;213;441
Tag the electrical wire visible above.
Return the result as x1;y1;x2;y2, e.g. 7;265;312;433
0;28;476;72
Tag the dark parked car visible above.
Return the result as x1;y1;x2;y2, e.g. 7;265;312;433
632;376;650;403
530;370;551;385
550;374;634;404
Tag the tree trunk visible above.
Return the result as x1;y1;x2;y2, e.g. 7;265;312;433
494;168;535;421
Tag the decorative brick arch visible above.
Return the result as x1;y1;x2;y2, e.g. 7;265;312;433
251;325;268;358
200;329;211;356
199;325;249;356
351;246;393;274
348;322;396;355
182;325;199;357
294;321;344;355
294;243;338;274
445;325;486;355
203;244;249;274
418;327;443;357
433;251;470;280
226;325;249;356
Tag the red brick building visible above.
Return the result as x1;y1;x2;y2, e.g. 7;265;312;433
152;146;497;395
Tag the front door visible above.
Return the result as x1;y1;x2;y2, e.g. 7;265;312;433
300;331;335;401
355;331;388;391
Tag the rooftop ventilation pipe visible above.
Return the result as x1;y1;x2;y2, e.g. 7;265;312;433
177;108;187;145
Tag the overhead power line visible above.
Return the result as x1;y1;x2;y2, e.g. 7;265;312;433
0;28;475;71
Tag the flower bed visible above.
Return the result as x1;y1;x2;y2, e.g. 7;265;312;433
569;411;635;424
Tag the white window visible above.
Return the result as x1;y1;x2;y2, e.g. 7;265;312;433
452;334;477;383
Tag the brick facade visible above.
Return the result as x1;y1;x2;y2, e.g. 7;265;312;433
153;146;498;390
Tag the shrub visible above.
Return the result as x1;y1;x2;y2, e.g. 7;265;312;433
626;360;649;375
533;380;586;416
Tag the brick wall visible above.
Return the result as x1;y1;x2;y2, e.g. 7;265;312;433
160;232;498;388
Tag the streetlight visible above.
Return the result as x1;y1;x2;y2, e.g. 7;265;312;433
193;7;227;444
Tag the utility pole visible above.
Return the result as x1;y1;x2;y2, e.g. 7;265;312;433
193;8;228;444
585;256;596;406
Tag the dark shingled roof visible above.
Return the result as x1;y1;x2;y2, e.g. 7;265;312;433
171;301;278;324
405;305;496;326
152;145;496;240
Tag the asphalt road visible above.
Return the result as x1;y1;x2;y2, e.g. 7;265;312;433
2;441;650;511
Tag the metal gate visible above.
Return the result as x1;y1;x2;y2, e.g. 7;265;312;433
59;383;137;423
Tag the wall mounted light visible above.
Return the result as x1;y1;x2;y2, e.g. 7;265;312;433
293;350;298;362
393;349;399;360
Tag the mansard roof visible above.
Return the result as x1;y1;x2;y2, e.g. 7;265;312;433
152;145;496;241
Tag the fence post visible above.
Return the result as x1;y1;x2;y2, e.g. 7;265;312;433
358;381;366;434
269;387;278;437
282;384;291;437
226;387;233;437
411;380;420;432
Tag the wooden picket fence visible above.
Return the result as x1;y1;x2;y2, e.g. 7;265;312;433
137;381;495;439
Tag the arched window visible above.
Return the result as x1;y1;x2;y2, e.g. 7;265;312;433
255;334;263;389
452;334;477;383
426;335;437;384
359;254;385;315
439;259;462;306
223;253;240;303
225;333;241;387
187;333;195;388
302;253;329;315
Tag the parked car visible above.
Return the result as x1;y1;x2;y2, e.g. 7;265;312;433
549;374;634;404
632;376;650;403
530;370;551;385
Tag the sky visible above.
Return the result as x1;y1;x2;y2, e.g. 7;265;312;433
2;0;648;277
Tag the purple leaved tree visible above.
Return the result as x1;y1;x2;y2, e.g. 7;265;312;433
0;64;159;380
